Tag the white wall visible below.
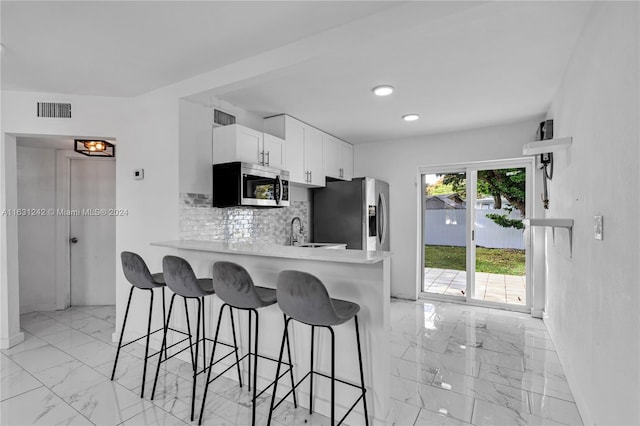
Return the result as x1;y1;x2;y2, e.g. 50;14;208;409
1;91;127;347
179;100;214;195
354;117;543;299
544;3;639;425
16;146;57;313
115;89;181;342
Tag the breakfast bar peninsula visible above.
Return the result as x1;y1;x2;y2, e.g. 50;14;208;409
150;240;391;425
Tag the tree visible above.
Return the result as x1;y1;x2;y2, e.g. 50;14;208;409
441;168;525;229
425;176;456;195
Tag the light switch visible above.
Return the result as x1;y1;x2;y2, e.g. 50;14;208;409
134;169;144;180
594;215;603;240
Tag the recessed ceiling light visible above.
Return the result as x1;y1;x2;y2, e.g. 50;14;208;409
402;114;420;122
372;85;394;96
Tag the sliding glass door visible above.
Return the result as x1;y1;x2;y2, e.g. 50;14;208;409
422;170;467;301
420;159;532;311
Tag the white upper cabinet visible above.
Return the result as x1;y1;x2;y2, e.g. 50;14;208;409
323;134;353;181
304;126;324;186
262;133;285;169
212;124;285;168
264;115;326;187
338;139;353;181
323;134;339;178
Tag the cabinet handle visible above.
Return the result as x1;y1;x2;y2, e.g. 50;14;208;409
266;151;270;166
309;171;312;183
260;151;265;166
339;168;343;178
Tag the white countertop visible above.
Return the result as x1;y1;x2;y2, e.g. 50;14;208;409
151;240;391;264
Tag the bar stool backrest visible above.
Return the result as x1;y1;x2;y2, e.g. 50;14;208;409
121;251;161;289
162;255;205;298
276;270;340;327
212;261;267;309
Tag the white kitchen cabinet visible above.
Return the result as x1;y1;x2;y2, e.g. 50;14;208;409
264;115;325;186
323;134;353;181
338;140;353;180
212;124;284;168
262;133;285;169
305;126;324;186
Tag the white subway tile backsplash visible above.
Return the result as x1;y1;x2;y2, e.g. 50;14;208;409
179;193;309;245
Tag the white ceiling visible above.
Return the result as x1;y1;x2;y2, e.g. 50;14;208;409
1;1;594;144
17;136;74;150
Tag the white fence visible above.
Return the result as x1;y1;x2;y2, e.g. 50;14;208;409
424;208;525;249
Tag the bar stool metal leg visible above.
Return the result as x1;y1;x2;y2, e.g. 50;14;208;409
251;309;259;426
229;307;243;387
201;297;206;371
111;286;134;382
140;289;154;398
183;298;195;368
198;303;225;425
191;297;202;421
329;326;335;425
309;325;314;414
284;314;298;408
197;303;244;425
354;315;369;425
267;316;291;426
248;310;252;392
162;287;168;361
152;293;176;400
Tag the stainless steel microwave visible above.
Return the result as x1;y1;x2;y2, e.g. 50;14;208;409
212;162;290;208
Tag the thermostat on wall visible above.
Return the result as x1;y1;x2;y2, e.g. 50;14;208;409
134;168;144;180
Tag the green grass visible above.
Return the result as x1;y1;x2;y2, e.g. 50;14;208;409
425;245;525;276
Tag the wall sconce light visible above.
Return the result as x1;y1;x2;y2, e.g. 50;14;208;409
74;139;115;157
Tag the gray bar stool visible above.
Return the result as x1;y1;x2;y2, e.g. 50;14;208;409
151;255;240;422
268;270;369;426
112;251;168;398
198;261;297;426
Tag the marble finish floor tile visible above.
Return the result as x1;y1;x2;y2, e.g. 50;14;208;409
9;344;75;373
415;407;473;425
69;379;153;425
40;328;97;351
390;299;582;426
0;354;42;401
119;405;189;426
385;398;421;425
31;359;109;401
2;302;582;426
0;386;93;426
0;331;48;356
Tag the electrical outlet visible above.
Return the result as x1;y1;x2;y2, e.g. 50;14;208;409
594;215;603;240
133;168;144;180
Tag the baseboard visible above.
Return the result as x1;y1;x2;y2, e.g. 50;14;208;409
530;308;544;318
0;331;25;349
20;303;58;314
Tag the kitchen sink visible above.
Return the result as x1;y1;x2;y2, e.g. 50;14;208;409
295;243;347;249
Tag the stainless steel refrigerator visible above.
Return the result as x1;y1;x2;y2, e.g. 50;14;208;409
312;177;390;251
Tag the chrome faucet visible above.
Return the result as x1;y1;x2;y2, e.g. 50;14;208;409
290;216;304;246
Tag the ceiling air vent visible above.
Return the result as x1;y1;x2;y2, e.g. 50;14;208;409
214;109;236;127
37;102;72;118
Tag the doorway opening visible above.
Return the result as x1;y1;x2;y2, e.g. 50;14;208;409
15;136;116;316
419;159;533;312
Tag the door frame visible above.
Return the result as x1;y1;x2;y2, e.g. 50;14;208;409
417;157;534;313
55;151;116;309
